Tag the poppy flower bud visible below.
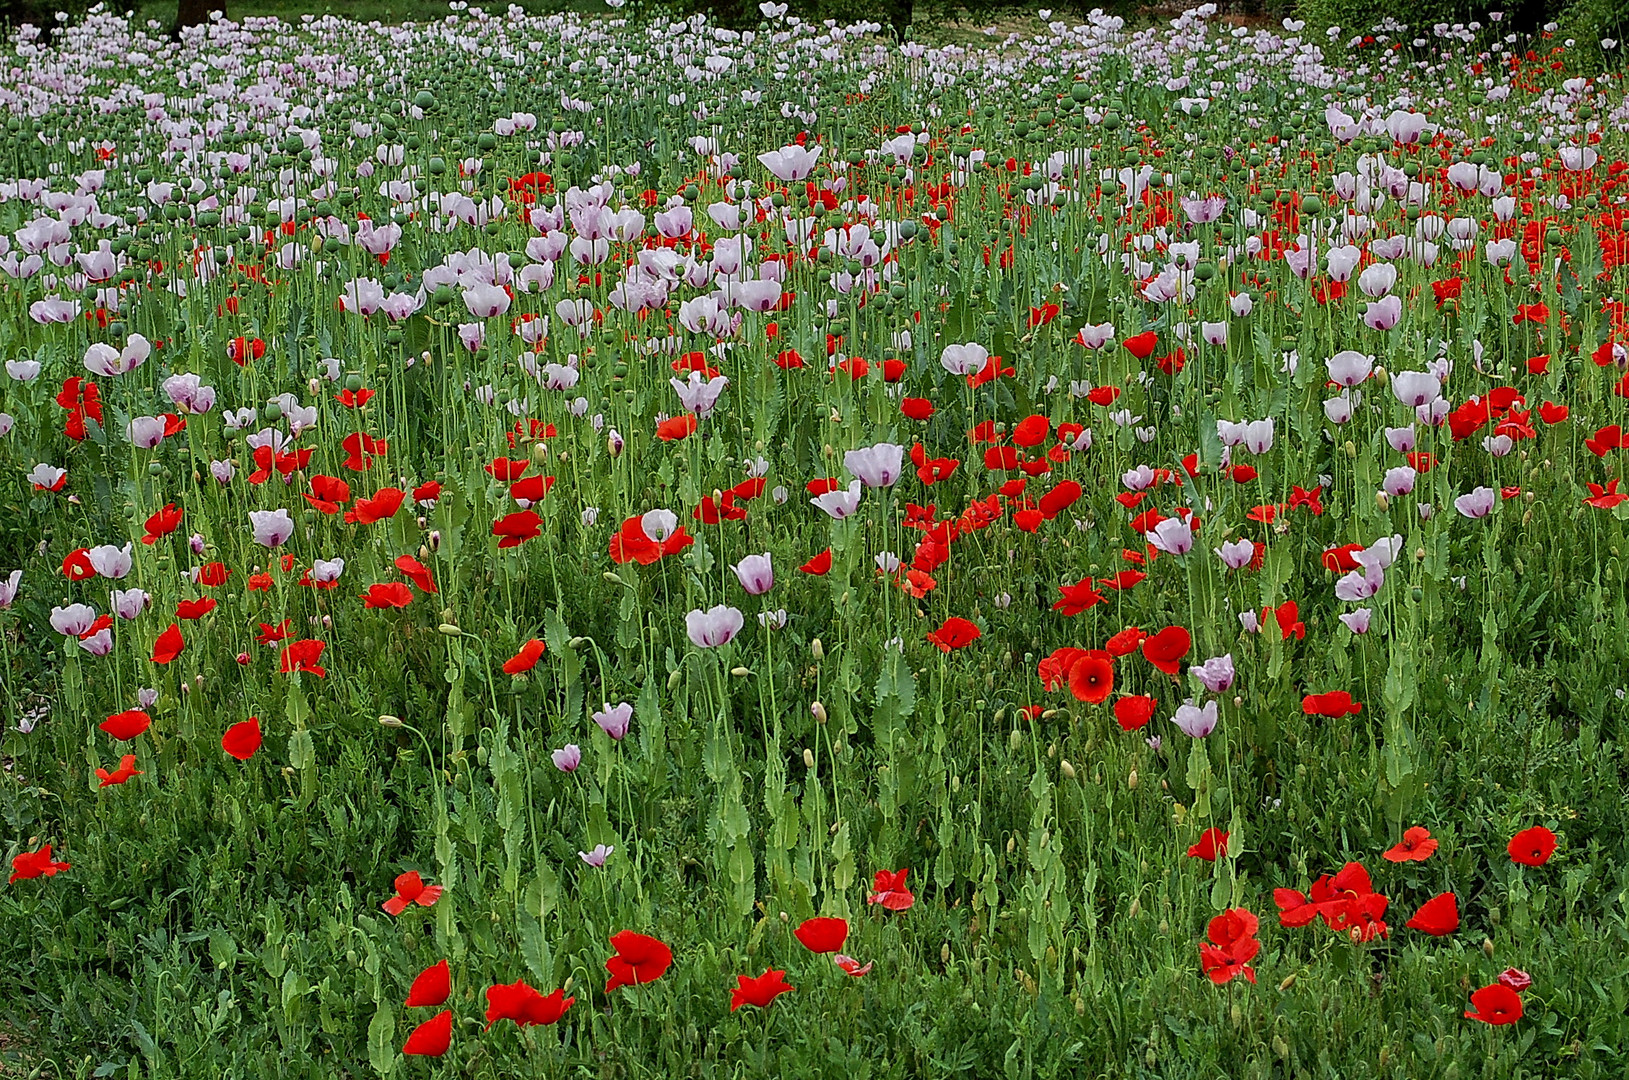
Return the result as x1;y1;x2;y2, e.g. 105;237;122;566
811;701;827;723
667;668;682;691
1375;492;1390;511
941;943;951;964
419;545;430;561
1344;440;1357;458
428;531;442;551
1158;920;1169;936
1230;1002;1242;1025
1009;728;1023;751
730;666;751;678
1273;1036;1290;1058
811;638;824;660
437;623;461;635
531;442;549;464
379;714;403;727
1060;759;1076;780
1128;769;1139;789
803;748;814;769
236;651;250;665
1006;836;1016;853
308;378;321;396
1415;547;1426;561
1128;898;1141;919
607;432;623;457
1482;937;1496;958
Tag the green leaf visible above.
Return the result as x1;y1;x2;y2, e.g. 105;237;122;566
367;1002;396;1078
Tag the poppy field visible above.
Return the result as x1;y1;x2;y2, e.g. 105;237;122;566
3;3;1629;1077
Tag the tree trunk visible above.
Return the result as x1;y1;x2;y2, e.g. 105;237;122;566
172;0;222;38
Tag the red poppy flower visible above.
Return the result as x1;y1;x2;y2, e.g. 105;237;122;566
1507;825;1556;866
1037;480;1081;519
176;598;217;620
503;639;546;675
345;487;405;525
900;397;935;421
1052;578;1105;616
1271;601;1306;641
866;868;915;911
383;871;443;916
1067;653;1115;705
406;960;451;1008
1011;414;1051;447
484;980;574;1027
604;930;674;993
151;623;185;665
730;969;794;1011
799;548;833;575
412;481;443;504
1104;626;1146;656
1537;401;1568;424
1302;691;1363;717
9;845;71;883
196;562;231;587
96;754;142;787
926;616;980;652
492;510;543;548
1464;983;1523;1025
1114;695;1158;731
1199;907;1260;985
394;555;438;593
486;457;530;481
882;358;907;382
221;718;262;761
1187;827;1229;862
98;708;151;741
510;474;555;504
794;917;848;954
61;549;99;581
1099;569;1147;591
361;583;415;609
141;503;183;544
279;639;327;677
1406;892;1459;936
1383;826;1438;862
1122;331;1158;359
656;414;698;441
1141;626;1191;675
401;1010;452;1056
1584;480;1628;509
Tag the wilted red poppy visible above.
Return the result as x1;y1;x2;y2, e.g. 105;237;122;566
834;954;873;977
96;754;142;787
1187;828;1229;862
492;510;543;548
604;930;674;993
401;1010;452;1056
1383;826;1438;862
222;718;262;761
867;868;915;911
1114;695;1158;731
1507;826;1556;866
1067;653;1114;705
9;845;71;883
485;980;573;1027
503;639;547;675
394;555;438;593
383;871;443;916
1141;626;1190;675
926;616;980;652
794;917;848;954
406;960;451;1008
730;969;794;1011
1406;892;1459;937
101;710;152;741
1464;983;1523;1025
151;622;186;664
